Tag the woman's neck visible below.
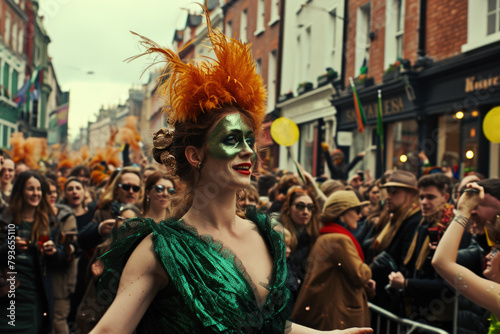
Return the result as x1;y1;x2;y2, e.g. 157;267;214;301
183;186;238;233
51;204;59;215
0;181;11;193
22;206;36;222
147;206;168;222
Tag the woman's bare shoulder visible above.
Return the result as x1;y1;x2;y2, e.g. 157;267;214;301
121;234;169;290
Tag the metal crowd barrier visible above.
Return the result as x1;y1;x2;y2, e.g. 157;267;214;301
368;302;451;334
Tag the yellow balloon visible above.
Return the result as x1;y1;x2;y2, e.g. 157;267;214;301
483;107;500;143
270;117;300;146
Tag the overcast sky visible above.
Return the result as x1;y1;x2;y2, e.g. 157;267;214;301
39;0;198;140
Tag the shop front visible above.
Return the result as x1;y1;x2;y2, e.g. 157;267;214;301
332;80;418;178
417;44;500;178
332;44;500;180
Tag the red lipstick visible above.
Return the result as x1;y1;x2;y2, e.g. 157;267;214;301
233;163;252;175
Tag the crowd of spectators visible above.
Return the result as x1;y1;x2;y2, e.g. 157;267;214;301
0;144;498;334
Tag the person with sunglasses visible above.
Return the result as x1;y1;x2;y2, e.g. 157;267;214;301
78;167;143;269
279;188;322;299
292;190;373;330
143;172;176;222
89;6;371;333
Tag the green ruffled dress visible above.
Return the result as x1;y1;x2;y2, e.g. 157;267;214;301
98;206;292;333
489;313;500;334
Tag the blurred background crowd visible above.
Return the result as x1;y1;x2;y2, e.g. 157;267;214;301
0;138;497;334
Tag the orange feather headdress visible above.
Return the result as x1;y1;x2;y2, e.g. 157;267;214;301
130;5;266;128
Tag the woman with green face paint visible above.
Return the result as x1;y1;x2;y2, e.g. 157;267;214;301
91;5;372;334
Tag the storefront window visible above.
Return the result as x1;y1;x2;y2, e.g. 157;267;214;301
462;120;479;174
438;114;461;175
299;121;318;176
438;112;479;176
388;119;419;173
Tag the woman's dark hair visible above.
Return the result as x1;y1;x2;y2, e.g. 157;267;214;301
363;179;381;201
280;187;321;251
142;172;175;214
152;106;258;217
69;165;91;178
276;174;301;195
476;179;500;201
10;171;54;243
45;177;59;201
257;174;277;197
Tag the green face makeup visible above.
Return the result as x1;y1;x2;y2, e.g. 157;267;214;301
208;113;257;160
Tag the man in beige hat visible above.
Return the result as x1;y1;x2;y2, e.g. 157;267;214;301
369;170;422;315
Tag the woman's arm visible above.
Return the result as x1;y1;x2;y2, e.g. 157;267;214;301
290;323;372;333
302;170;327;209
90;234;169;334
432;183;500;318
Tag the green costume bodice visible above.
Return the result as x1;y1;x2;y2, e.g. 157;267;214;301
98;206;292;333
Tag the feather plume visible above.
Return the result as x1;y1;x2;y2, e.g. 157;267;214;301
8;133;47;169
9;133;25;163
130;5;266;128
118;116;142;151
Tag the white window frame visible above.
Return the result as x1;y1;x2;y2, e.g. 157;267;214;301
267;50;277;112
487;0;500;35
295;34;302;91
256;57;262;75
269;0;280;25
225;20;232;38
18;25;23;54
355;3;371;77
12;24;17;53
395;0;405;59
240;9;248;43
328;8;338;69
255;0;265;36
303;26;311;80
463;0;500;52
5;13;11;47
384;0;405;69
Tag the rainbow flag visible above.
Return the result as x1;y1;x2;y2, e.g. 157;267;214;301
13;67;40;107
349;77;367;132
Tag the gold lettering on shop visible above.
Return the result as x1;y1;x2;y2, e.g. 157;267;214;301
345;96;405;123
465;75;500;93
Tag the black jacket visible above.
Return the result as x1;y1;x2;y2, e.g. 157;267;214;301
0;209;68;332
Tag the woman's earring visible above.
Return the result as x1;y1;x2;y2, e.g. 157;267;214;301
147;197;150;204
198;162;203;169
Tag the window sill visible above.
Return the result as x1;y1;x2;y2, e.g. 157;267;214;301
254;28;265;37
268;17;280;27
462;33;500;53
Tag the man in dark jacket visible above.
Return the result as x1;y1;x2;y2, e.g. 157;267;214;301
387;173;463;331
322;143;365;181
368;170;421;315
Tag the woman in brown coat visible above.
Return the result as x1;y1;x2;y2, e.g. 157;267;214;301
292;190;375;330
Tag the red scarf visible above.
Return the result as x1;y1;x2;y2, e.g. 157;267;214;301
320;222;365;262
